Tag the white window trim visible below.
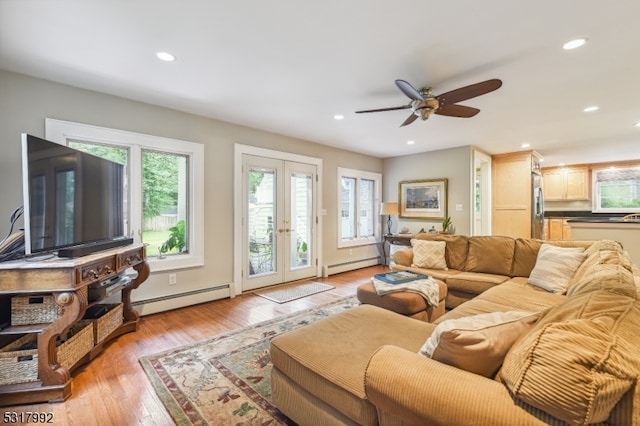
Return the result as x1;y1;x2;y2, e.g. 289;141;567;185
45;118;204;272
337;167;381;248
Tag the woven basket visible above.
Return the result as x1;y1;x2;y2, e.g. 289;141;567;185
0;334;38;385
93;304;123;344
56;320;93;371
11;294;63;326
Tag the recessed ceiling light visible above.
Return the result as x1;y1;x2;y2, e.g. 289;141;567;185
333;114;344;120
407;140;415;145
634;122;640;128
156;51;176;62
563;38;587;50
520;142;530;148
559;163;566;167
583;106;599;112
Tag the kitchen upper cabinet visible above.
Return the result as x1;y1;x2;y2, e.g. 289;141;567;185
542;165;590;200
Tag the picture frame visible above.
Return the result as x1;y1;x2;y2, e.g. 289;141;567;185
398;178;448;220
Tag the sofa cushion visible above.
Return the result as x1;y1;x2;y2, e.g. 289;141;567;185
567;263;637;299
528;244;586;293
500;291;640;424
419;310;539;378
464;236;515;276
512;239;595;278
510;238;544;278
411;239;447;270
414;233;469;271
568;240;629;290
445;272;509;295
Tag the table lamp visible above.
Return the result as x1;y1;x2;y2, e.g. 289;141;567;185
380;202;399;235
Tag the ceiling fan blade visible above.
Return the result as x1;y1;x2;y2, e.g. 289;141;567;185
436;79;502;106
435;104;480;118
395;79;425;101
400;113;419;127
355;105;411;114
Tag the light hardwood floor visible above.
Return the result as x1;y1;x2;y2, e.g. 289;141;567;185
2;265;387;425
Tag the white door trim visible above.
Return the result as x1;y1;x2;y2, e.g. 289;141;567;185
233;144;323;297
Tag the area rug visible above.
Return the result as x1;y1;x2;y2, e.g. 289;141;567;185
140;296;359;425
254;281;335;303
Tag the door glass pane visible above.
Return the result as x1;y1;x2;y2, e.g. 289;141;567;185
360;179;375;237
340;177;356;239
248;167;276;276
291;172;312;269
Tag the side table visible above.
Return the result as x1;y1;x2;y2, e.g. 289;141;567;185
381;234;413;266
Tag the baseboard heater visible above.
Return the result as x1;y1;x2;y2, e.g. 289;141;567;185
322;256;380;277
132;284;230;316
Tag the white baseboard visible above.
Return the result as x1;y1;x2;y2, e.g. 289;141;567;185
322;257;380;277
132;285;231;316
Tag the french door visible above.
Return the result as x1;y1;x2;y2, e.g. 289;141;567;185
242;154;317;291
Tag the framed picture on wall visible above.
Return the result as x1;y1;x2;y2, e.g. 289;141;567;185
398;178;448;220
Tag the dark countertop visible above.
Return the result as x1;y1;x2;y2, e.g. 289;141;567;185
566;217;639;223
544;211;627;220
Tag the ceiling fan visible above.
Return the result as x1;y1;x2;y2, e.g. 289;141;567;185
355;78;502;127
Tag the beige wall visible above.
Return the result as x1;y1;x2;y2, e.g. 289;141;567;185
0;70;383;309
382;146;474;236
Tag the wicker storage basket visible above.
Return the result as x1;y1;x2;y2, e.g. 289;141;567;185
0;334;38;385
56;320;93;371
11;294;63;326
92;304;123;344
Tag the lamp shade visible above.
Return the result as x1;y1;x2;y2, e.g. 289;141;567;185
380;202;399;215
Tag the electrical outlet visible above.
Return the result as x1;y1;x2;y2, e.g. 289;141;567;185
169;273;177;285
456;204;463;211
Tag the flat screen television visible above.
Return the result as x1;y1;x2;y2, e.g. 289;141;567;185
21;134;132;258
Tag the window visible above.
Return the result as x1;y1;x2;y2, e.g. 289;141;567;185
337;167;381;247
592;165;640;213
45;119;204;272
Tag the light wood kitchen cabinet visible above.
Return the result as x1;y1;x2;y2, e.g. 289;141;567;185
547;218;572;240
542;165;590;200
492;150;542;238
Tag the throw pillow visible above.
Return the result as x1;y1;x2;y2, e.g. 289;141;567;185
500;319;636;425
418;310;539;377
411;239;447;270
528;244;586;293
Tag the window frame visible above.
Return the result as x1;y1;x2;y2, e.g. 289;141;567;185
337;167;381;248
591;164;640;214
45;118;204;272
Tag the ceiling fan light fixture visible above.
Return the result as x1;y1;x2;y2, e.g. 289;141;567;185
563;38;587;50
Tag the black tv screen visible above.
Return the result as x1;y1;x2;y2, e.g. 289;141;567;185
21;134;128;256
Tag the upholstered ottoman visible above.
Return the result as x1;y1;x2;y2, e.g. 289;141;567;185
356;278;447;322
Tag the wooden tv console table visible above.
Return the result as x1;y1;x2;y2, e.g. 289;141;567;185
0;244;149;406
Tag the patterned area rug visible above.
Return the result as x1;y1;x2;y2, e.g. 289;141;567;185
140;296;359;425
254;281;335;303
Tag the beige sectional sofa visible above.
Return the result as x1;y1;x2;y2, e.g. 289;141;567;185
270;236;640;425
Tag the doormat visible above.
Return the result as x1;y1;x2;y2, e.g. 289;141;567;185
254;282;335;303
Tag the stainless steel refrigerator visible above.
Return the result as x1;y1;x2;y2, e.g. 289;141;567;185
531;171;544;239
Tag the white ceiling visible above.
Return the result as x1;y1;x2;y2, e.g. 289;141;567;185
1;1;639;166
